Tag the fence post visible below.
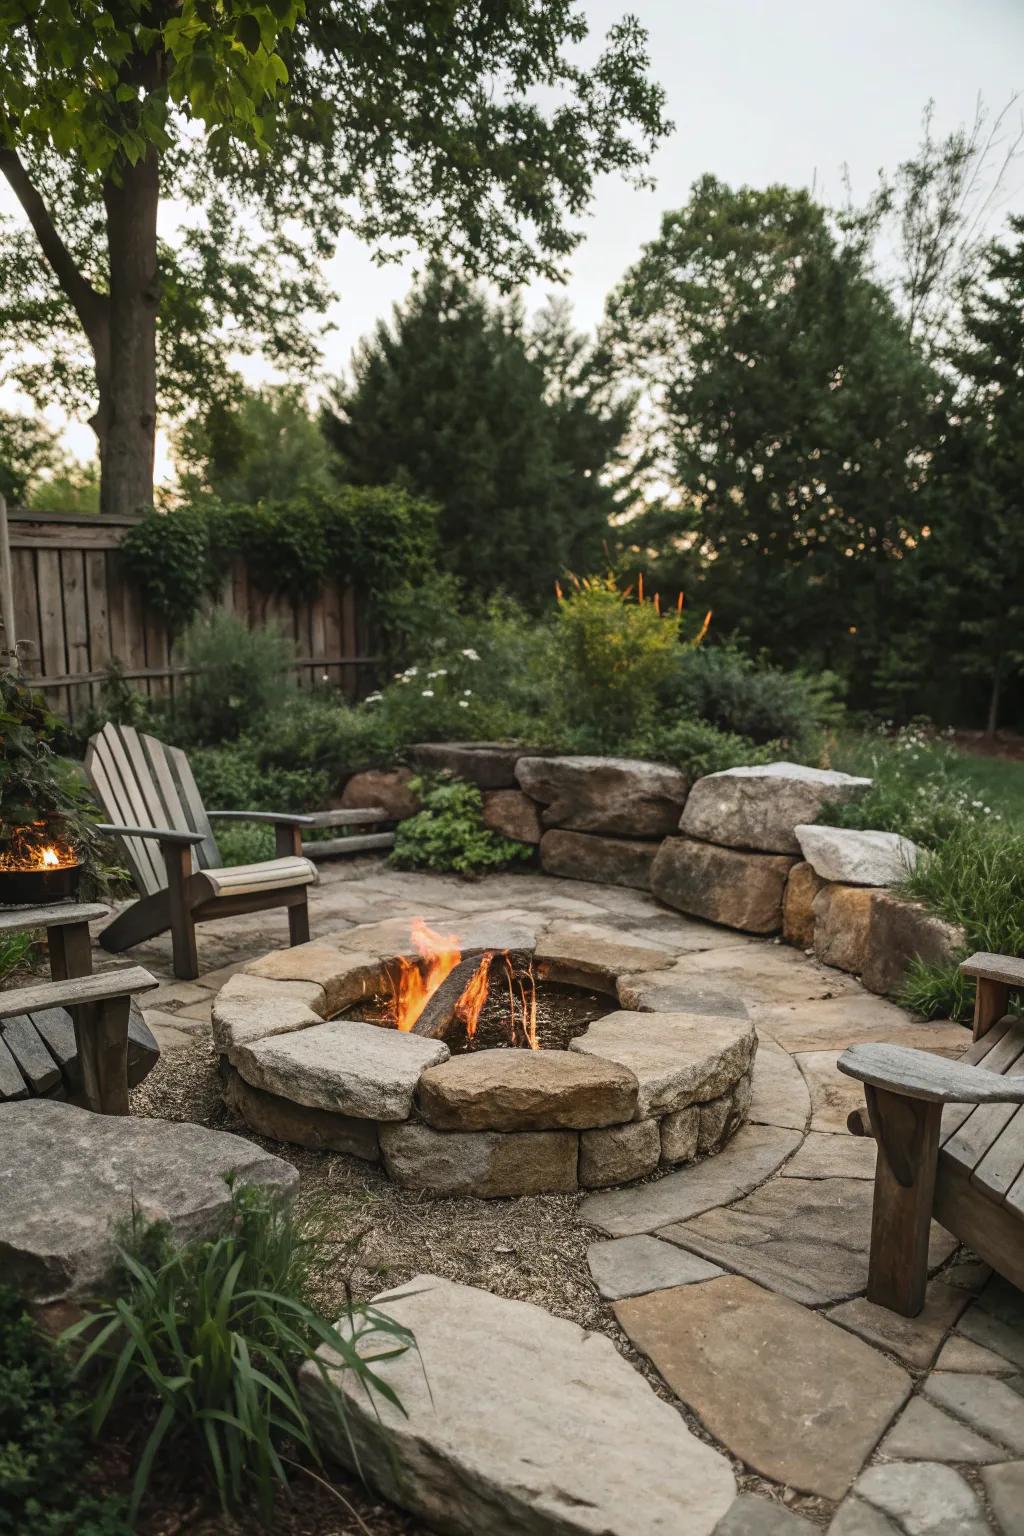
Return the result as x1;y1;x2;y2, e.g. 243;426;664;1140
0;494;18;675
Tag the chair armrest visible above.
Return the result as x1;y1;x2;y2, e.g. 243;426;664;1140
959;952;1024;990
302;807;389;828
96;822;205;846
0;902;110;934
206;810;318;827
0;965;158;1020
838;1043;1024;1105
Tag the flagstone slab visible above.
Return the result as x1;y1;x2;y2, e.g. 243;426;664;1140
712;1493;815;1534
796;1051;871;1134
587;1235;723;1300
956;1276;1024;1369
748;1037;810;1130
300;1272;736;1536
662;1177;956;1306
580;1123;801;1236
781;1131;876;1180
878;1396;1004;1464
828;1497;901;1535
827;1277;973;1370
614;1275;910;1500
922;1372;1024;1454
570;1011;756;1119
617;969;749;1017
677;941;863;1006
851;1463;988;1536
752;996;967;1055
981;1462;1024;1536
933;1334;1016;1374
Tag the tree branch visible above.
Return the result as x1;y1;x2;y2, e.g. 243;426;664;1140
0;146;106;345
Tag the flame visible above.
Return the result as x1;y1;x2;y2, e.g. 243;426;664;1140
391;918;462;1031
455;952;493;1040
388;921;540;1048
0;834;77;872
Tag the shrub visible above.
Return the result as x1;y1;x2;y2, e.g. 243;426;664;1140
0;1285;131;1535
250;692;393;787
672;644;842;750
189;742;330;818
390;775;533;875
628;717;777;779
553;578;684;749
829;727;995;848
65;1181;414;1523
181;613;297;744
117;504;212;632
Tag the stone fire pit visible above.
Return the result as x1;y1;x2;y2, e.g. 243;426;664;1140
212;912;756;1197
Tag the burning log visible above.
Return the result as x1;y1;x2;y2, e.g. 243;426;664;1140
410;953;494;1041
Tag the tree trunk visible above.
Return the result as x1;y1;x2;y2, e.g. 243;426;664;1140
986;652;1004;736
99;150;160;516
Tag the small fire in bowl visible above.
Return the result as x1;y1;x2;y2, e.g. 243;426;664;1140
0;826;81;903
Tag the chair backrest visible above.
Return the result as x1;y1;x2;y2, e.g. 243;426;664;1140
85;723;221;896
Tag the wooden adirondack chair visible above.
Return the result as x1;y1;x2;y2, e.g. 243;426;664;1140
839;951;1024;1317
86;722;322;980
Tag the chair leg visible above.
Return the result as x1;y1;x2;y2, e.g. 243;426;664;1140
864;1084;943;1317
164;844;200;980
74;995;131;1114
288;891;310;948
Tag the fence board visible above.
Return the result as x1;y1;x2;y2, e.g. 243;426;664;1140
6;512;375;722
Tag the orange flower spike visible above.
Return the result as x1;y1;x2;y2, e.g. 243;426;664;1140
653;592;661;614
676;591;684;613
554;580;564;602
637;571;644;604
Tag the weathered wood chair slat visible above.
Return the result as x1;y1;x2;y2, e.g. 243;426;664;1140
840;953;1024;1316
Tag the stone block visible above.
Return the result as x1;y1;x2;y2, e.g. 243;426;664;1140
417;1048;638;1131
660;1104;699;1164
378;1121;578;1196
783;861;828;948
579;1119;661;1187
340;767;421;821
570;1011;756;1119
679;763;870;854
244;944;381;1016
410;741;543;789
482;788;542;844
859;891;966;997
651;837;796;934
223;1066;380;1161
516;755;690;837
539;828;657;890
812;885;879;975
796;824;918;886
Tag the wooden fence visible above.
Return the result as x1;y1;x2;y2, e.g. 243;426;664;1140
8;510;375;722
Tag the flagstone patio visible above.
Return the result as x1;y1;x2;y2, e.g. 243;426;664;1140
94;859;1024;1535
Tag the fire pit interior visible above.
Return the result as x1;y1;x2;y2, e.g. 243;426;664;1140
343;920;612;1053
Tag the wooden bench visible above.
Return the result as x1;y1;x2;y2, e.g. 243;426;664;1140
839;951;1024;1316
0;903;158;1113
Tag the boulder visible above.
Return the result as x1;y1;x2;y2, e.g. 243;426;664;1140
340;768;421;821
299;1273;736;1536
231;1019;449;1121
795;824;919;887
482;788;543;844
378;1121;578;1196
783;862;829;949
516;755;690;837
539;828;658;890
534;922;674;991
678;763;871;854
222;1067;380;1161
651;837;796;934
812;885;879;976
0;1100;297;1301
410;741;544;790
244;944;382;1016
579;1120;661;1188
417;1049;638;1132
570;1011;756;1119
860;892;965;996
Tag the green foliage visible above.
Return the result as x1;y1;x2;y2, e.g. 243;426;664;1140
628;718;776;780
324;266;638;604
0;410;63;504
189;743;329;820
175;383;335;504
117;505;212;632
672;645;843;752
829;727;996;848
0;672;104;884
552;578;684;749
0;930;34;981
246;692;392;785
391;775;532;876
65;1182;414;1523
181;613;296;745
897;958;973;1025
0;1285;131;1536
26;459;100;514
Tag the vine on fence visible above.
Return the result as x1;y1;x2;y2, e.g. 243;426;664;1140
118;486;439;632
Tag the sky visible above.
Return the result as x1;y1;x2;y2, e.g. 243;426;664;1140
4;0;1024;479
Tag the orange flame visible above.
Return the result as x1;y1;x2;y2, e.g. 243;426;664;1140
388;921;540;1048
0;838;76;872
455;952;493;1040
392;918;462;1031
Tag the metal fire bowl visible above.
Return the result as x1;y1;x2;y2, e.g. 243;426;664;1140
0;863;82;906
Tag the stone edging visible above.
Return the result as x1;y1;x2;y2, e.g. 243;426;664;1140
213;916;756;1197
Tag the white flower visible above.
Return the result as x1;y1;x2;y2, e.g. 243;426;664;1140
972;800;984;809
458;699;469;708
421;689;434;698
364;692;383;704
463;689;472;697
461;648;480;661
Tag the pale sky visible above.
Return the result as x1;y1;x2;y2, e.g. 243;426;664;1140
4;0;1023;479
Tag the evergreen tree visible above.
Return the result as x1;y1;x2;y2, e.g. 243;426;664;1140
175;384;334;504
324;268;635;603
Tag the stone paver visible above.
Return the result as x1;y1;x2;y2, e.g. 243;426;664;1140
300;1272;736;1536
587;1235;723;1300
663;1177;955;1306
850;1462;988;1536
617;969;750;1014
417;1049;638;1132
922;1372;1024;1453
956;1276;1024;1369
878;1395;1003;1463
981;1462;1024;1536
781;1131;876;1180
615;1275;910;1500
827;1277;974;1370
752;995;968;1055
580;1123;801;1236
712;1493;815;1534
796;1051;871;1134
570;1011;755;1119
747;1036;810;1130
828;1496;901;1535
933;1334;1016;1374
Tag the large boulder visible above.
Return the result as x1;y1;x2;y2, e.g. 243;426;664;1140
299;1273;736;1536
795;824;919;886
417;1049;638;1132
410;741;546;790
482;788;543;844
812;885;879;975
539;828;658;890
516;756;690;837
222;1067;380;1161
651;837;797;934
0;1100;297;1301
678;763;870;854
339;767;421;821
811;886;965;996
